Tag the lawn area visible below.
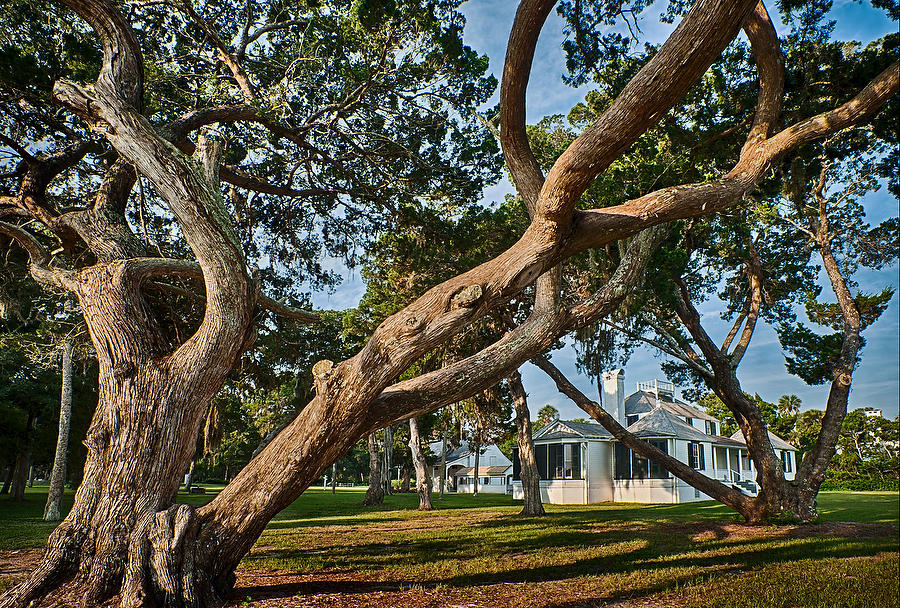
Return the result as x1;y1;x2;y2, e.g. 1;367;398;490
1;486;897;607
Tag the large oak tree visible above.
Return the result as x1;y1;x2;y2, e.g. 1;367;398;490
1;0;896;607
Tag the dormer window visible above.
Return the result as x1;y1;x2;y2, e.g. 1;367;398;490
705;420;717;436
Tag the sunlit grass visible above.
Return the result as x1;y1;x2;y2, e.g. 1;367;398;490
2;486;897;606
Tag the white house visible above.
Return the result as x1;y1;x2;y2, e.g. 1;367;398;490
427;440;512;494
511;370;798;505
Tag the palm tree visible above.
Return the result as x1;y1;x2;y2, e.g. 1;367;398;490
778;395;802;417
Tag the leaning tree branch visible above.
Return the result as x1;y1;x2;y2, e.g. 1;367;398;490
740;1;784;153
537;0;760;226
0;221;74;290
568;60;899;254
365;225;668;429
728;249;763;366
498;0;555;214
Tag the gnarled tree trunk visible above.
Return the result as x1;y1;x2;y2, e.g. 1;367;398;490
508;371;545;516
408;417;433;510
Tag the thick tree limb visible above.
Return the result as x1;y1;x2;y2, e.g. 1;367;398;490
537;0;759;226
569;60;898;254
499;0;555;213
55;0;256;372
0;221;75;290
741;2;784;151
365;225;668;429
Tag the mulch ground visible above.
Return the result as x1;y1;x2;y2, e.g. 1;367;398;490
0;522;895;608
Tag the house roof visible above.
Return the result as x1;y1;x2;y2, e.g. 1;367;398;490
625;390;717;422
533;419;613;441
625;407;714;442
427;440;471;462
453;466;511;476
729;430;795;451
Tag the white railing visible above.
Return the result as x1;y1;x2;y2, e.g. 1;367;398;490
636;379;675;398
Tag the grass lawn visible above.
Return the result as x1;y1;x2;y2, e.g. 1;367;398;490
1;485;897;607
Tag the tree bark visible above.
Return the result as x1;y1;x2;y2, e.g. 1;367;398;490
10;451;30;502
472;433;480;497
0;463;11;495
44;340;75;521
9;412;35;502
362;433;384;506
184;459;197;493
508;371;545;516
439;431;447;499
400;464;411;493
382;425;394;495
408;417;433;510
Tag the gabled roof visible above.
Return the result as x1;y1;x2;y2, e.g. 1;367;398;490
729;430;796;451
453;465;511;476
625;391;717;422
533;419;613;441
427;440;470;462
625;407;714;442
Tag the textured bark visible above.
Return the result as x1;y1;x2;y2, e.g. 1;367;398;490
439;432;447;499
10;447;30;502
382;425;394;495
9;412;36;502
0;464;11;495
508;371;545;516
44;340;75;521
362;434;384;506
408;417;433;510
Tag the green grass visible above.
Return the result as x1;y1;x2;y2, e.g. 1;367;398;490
2;486;897;606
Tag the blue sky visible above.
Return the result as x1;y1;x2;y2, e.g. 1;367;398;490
316;1;899;420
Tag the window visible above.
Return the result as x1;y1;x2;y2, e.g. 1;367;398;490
482;477;490;485
685;417;694;426
570;444;582;479
535;444;548;479
615;442;631;479
706;420;717;436
632;449;649;479
530;443;584;480
512;448;521;481
615;440;669;479
626;415;639;426
648;439;669;479
549;443;564;479
780;451;792;473
740;451;750;471
688;442;706;470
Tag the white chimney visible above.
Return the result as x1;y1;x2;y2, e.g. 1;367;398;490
602;369;626;425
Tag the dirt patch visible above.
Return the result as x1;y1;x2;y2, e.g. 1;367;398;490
0;549;42;579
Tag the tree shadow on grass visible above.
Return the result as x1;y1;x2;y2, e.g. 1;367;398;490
234;517;898;607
